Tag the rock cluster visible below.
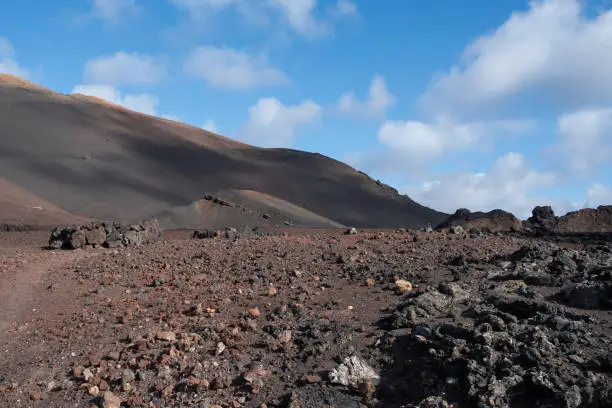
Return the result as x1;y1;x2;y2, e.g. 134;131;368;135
203;194;235;208
379;241;612;407
192;226;272;240
49;220;161;249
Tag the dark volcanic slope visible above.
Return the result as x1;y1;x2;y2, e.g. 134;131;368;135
0;75;446;229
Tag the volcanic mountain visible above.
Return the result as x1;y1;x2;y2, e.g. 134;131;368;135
0;74;446;229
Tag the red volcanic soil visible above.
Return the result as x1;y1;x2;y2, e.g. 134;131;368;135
1;228;611;407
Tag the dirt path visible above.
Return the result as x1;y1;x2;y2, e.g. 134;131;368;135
0;232;103;351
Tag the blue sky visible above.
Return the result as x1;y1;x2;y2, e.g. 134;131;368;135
2;0;612;218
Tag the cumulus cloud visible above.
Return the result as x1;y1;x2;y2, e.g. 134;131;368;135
202;119;218;133
419;0;612;118
337;75;395;117
405;153;558;218
0;37;29;78
236;97;321;147
72;84;159;116
89;0;139;23
185;46;288;90
558;107;612;172
83;52;166;85
586;184;612;207
170;0;356;38
377;118;534;163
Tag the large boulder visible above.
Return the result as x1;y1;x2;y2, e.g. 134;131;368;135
524;206;558;233
49;220;161;250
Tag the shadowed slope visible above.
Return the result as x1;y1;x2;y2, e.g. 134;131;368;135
0;177;90;227
0;75;446;229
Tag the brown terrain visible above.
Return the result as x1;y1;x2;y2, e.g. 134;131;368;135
1;74;612;408
0;74;445;230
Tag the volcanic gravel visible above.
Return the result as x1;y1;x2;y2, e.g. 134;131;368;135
0;230;611;408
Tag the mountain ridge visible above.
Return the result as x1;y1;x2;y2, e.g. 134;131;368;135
0;74;447;229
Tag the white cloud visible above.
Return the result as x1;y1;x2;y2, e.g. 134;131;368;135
377;118;534;163
171;0;239;9
236;97;321;147
587;184;612;207
335;0;357;17
185;46;288;90
337;75;396;117
0;37;29;78
558;107;612;172
89;0;139;23
202;119;218;133
83;52;166;85
419;0;612;118
161;114;182;121
0;38;13;58
170;0;356;38
72;84;159;116
268;0;327;37
406;152;558;218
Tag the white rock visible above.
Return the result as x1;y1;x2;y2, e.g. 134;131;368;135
216;342;226;355
329;355;379;387
83;368;94;382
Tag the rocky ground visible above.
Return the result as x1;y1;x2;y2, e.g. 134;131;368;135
0;228;611;408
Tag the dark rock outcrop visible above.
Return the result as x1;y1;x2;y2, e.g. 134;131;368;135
524;206;558;233
436;208;521;232
49;220;161;250
524;205;612;234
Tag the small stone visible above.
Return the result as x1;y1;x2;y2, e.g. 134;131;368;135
107;351;120;361
102;391;122;408
569;355;585;364
366;278;375;288
99;379;109;391
277;330;292;343
212;375;232;390
155;331;177;342
248;308;261;318
29;391;42;400
395;279;413;292
73;365;85;378
83;368;94;382
346;227;358;235
305;375;322;383
267;287;278;296
358;380;375;397
216;342;226;355
88;385;100;397
89;352;103;367
162;384;174;398
122;369;135;384
46;381;58;392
